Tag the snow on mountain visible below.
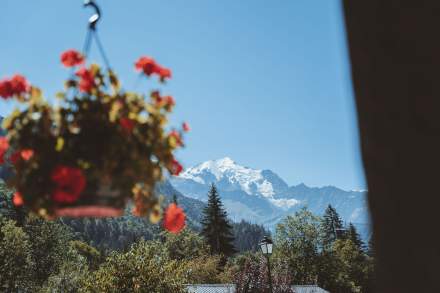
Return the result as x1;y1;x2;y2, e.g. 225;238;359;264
178;157;299;208
182;157;272;197
170;157;370;239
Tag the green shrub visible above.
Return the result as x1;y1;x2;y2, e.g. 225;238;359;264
80;240;187;293
0;217;35;291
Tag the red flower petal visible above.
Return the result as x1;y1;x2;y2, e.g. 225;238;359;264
158;67;172;81
10;149;34;164
135;56;171;81
61;49;85;67
12;192;24;206
152;92;175;110
20;149;34;161
170;158;183;176
163;203;186;234
76;67;95;93
151;91;162;104
0;137;9;164
120;118;135;133
0;79;14;99
0;75;29;98
51;165;86;204
0;137;9;152
135;56;159;76
182;122;190;132
163;96;175;108
10;75;29;94
52;189;81;204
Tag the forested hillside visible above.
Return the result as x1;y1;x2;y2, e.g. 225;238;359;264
0;181;268;254
0;181;375;292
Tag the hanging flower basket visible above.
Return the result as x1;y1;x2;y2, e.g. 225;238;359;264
0;49;187;222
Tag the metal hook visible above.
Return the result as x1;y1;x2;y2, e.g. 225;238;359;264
84;0;101;30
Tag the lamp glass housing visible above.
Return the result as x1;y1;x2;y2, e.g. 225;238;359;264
260;236;273;255
266;242;273;254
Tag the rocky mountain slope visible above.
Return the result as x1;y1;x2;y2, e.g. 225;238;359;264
170;157;370;239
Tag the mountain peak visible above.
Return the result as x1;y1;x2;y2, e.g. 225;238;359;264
180;157;260;184
170;158;369;234
176;157;297;208
180;157;240;180
215;157;235;165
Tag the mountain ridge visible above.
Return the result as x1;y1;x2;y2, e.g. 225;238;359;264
170;157;370;239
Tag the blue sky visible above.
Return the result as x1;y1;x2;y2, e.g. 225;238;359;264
0;0;365;190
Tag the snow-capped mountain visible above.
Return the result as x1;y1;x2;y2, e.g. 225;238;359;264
177;157;299;209
170;157;370;238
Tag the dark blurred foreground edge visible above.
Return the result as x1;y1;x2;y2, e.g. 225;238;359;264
343;1;440;292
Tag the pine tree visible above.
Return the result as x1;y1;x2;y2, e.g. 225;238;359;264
200;184;235;257
347;223;364;252
322;204;344;249
232;220;270;252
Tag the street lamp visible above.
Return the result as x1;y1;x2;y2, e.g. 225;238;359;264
260;236;274;293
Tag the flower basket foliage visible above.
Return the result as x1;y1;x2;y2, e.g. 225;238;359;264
0;49;187;230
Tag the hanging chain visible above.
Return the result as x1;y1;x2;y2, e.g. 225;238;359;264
83;0;112;70
65;0;112;100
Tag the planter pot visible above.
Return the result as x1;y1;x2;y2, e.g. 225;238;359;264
54;205;123;217
54;183;125;218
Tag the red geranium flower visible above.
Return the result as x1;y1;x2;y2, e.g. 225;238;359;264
12;192;24;207
170;158;183;176
61;49;85;67
163;203;186;234
0;137;9;164
182;122;190;132
135;56;172;81
163;96;175;108
152;92;174;111
151;91;162;104
51;165;86;204
0;75;29;99
10;149;34;165
10;75;29;94
158;67;172;81
135;56;160;76
76;67;95;93
120;118;135;133
0;79;13;99
20;149;34;161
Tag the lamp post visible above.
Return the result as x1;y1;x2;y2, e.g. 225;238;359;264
259;236;274;293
